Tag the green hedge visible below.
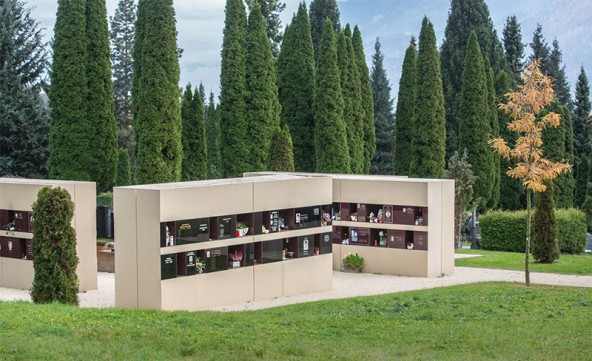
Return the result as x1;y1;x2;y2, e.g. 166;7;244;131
480;209;587;254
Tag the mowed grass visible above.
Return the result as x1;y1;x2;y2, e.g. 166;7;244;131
456;249;592;275
1;283;591;360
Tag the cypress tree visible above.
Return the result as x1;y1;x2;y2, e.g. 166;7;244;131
193;87;208;180
410;17;446;179
245;3;281;172
133;0;182;184
370;37;395;175
48;0;91;181
181;84;207;181
352;25;375;174
314;19;349;173
116;148;131;186
86;0;118;191
309;0;340;62
393;38;417;176
338;28;364;174
573;67;591;161
548;39;571;108
205;92;222;179
219;0;248;178
440;0;507;161
268;124;295;172
458;31;493;209
276;2;315;172
575;155;590;208
496;71;522;210
502;15;524;85
560;104;575;207
244;0;286;58
131;0;144;122
532;183;559;264
31;186;79;306
485;59;500;209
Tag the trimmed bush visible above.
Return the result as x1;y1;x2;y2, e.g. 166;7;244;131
31;186;79;306
97;192;113;210
480;209;586;254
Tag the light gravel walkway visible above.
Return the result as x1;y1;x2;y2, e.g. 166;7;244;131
1;261;590;311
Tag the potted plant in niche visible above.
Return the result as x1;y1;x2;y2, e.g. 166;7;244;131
236;222;249;237
229;249;243;268
342;252;364;273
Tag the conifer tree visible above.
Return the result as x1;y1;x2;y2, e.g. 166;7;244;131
370;37;395;175
131;0;144;121
502;15;524;85
337;28;364;174
529;24;550;73
116;148;131;186
48;0;91;181
573;67;591;161
440;0;506;161
309;0;340;62
86;0;118;191
181;84;207;181
268;124;295;172
393;38;416;176
548;39;571;108
532;183;559;263
205;92;223;179
559;105;575;207
133;0;182;184
575;155;590;207
219;0;248;178
314;19;349;173
410;17;446;179
245;3;281;172
352;25;375;174
244;0;286;58
485;60;500;209
458;31;493;209
276;2;315;172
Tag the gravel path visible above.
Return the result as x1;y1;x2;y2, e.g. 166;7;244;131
1;260;590;311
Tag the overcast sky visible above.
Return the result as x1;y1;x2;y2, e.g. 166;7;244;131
27;0;591;101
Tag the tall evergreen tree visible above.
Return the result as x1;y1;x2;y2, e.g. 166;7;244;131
244;0;285;58
458;31;493;209
245;3;281;172
485;59;500;209
528;24;550;72
309;0;340;62
575;155;590;207
393;38;416;176
205;92;223;179
559;104;575;207
86;0;118;191
180;84;207;181
192;86;207;180
532;183;559;264
337;28;364;174
133;0;182;184
314;19;349;173
440;0;506;161
219;0;248;178
48;0;91;181
548;39;571;108
276;2;315;172
268;124;295;172
370;37;395;175
502;15;524;86
410;17;446;179
116;148;131;186
496;71;522;210
573;67;591;161
353;25;375;174
0;0;50;178
109;0;135;165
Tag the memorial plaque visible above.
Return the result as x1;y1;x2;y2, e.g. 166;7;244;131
413;231;428;250
387;230;406;249
176;218;209;244
383;205;393;224
350;228;369;244
320;232;332;254
299;235;312;257
161;254;177;280
269;210;279;233
356;204;367;222
393;206;415;225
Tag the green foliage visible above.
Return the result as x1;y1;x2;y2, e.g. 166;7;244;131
352;25;375;174
31;186;79;306
267;124;295;172
309;0;340;62
485;60;500;209
116;148;131;186
575;155;590;207
86;0;118;192
581;195;592;232
342;252;364;271
393;38;416;176
313;19;349;173
337;28;364;174
480;209;586;254
532;184;559;263
446;149;477;246
547;39;571;108
573;67;591;161
502;15;524;85
528;24;550;73
180;84;207;181
440;0;507;161
97;191;113;209
370;37;395;175
409;17;446;179
276;3;315;172
458;31;493;208
48;0;91;181
133;0;182;184
205;92;222;179
245;3;281;172
219;0;249;178
244;0;286;58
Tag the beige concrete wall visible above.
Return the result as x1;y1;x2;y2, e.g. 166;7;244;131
114;187;139;308
0;258;34;289
337;245;429;277
339;179;428;206
283;254;333;296
136;189;162;310
254;262;283;301
440;180;455;275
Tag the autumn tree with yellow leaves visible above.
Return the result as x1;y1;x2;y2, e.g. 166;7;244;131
489;60;571;286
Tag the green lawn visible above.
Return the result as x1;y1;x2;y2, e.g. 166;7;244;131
1;283;591;360
456;249;592;275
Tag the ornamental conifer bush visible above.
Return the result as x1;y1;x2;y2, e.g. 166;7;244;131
116;148;131;186
393;38;416;176
532;184;559;263
268;125;295;172
31;187;79;306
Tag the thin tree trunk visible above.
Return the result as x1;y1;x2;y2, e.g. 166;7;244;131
525;188;531;286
